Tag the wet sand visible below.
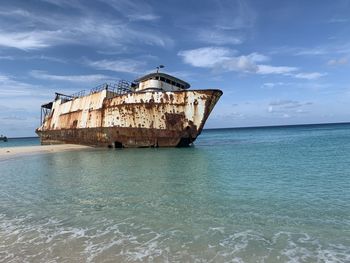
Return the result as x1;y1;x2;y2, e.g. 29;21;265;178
0;144;92;160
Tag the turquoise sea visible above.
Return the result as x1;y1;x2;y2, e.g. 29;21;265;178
1;124;350;262
0;137;40;148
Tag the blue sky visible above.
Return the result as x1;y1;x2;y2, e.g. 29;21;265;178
1;0;350;137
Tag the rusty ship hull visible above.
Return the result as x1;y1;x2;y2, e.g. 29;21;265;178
36;89;222;147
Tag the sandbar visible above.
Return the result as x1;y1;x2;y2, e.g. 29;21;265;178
0;144;92;160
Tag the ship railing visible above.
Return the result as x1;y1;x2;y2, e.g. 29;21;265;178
55;90;85;102
90;83;109;94
71;90;85;98
89;80;133;97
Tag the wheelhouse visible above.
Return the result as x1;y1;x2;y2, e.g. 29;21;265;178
134;73;190;92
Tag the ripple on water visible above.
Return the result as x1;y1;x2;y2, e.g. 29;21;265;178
1;214;349;262
1;125;350;262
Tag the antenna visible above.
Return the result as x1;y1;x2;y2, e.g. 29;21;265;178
156;65;164;73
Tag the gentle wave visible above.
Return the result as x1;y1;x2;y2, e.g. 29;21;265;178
1;124;350;262
1;214;349;262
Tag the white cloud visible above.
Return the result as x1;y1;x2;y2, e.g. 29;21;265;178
0;20;172;50
0;31;52;50
178;47;262;73
247;53;269;63
178;47;300;75
178;47;235;68
0;5;172;51
261;82;289;89
30;71;113;83
223;53;270;73
257;65;298;74
179;47;326;79
223;55;259;73
86;59;146;74
127;14;160;21
327;57;348;66
294;72;326;80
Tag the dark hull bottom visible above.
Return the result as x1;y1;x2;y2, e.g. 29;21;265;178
36;127;199;148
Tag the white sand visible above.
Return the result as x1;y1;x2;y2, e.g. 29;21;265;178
0;144;92;160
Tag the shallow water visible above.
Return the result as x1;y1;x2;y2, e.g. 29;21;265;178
1;124;350;262
0;137;40;148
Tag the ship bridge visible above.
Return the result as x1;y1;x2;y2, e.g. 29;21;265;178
134;73;190;92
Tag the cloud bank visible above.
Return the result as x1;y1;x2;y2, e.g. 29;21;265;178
178;47;323;79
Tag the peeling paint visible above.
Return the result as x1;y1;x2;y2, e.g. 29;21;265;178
37;87;222;147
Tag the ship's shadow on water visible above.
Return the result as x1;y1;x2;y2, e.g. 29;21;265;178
1;124;350;262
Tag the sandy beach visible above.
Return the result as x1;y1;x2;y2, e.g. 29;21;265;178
0;144;92;160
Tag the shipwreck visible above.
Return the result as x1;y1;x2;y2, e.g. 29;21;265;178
36;70;222;147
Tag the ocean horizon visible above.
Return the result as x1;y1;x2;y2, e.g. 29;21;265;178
1;122;350;262
4;120;350;139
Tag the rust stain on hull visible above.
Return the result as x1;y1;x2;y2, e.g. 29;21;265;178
36;89;223;148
